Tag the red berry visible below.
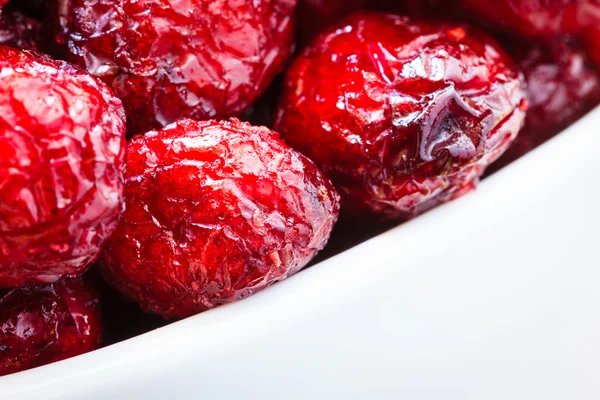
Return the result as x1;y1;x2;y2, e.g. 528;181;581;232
489;39;600;173
585;26;600;69
0;1;8;11
51;0;296;136
0;276;102;376
460;0;600;38
0;46;127;287
274;13;527;219
0;10;44;51
100;119;339;319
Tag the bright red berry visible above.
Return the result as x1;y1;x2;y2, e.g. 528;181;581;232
100;119;339;319
50;0;296;135
0;10;44;51
460;0;600;38
0;46;127;287
274;13;527;219
489;39;600;173
0;276;102;376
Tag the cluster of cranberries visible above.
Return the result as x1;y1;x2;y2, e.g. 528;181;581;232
0;0;598;377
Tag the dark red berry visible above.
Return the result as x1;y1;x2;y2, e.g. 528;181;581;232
50;0;296;136
0;46;127;288
489;39;600;173
0;10;44;51
274;13;527;219
0;1;8;11
460;0;600;38
0;276;102;376
100;119;339;319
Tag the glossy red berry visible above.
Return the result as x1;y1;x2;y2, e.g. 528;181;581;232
100;119;339;319
0;276;102;376
489;39;600;173
0;10;44;51
0;46;127;288
274;13;527;219
51;0;296;136
460;0;600;38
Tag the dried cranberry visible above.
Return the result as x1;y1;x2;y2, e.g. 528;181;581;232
0;276;102;376
488;39;600;174
460;0;600;38
50;0;296;136
0;10;44;51
585;26;600;69
0;46;127;287
100;119;339;319
274;13;527;219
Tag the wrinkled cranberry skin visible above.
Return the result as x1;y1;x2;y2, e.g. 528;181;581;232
489;40;600;173
460;0;600;38
51;0;296;136
0;46;127;288
100;119;339;319
0;10;44;51
274;13;527;219
0;276;102;376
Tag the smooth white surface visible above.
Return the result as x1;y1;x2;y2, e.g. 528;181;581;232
1;108;600;399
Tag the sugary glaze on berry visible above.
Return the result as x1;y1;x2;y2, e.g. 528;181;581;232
488;39;600;173
0;277;102;376
51;0;296;135
0;10;44;51
0;46;127;287
460;0;600;38
274;13;527;219
101;119;339;319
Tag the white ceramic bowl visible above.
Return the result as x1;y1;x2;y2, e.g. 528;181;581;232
2;107;600;399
